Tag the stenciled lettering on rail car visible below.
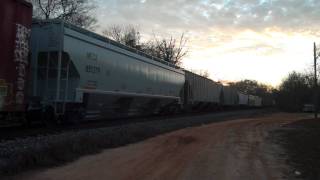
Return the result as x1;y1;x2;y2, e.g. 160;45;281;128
87;52;98;61
14;24;31;105
86;65;101;74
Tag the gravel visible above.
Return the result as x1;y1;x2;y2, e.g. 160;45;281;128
0;109;272;177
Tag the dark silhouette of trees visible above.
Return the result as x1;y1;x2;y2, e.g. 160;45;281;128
150;33;188;66
229;79;274;106
275;72;314;111
187;69;210;78
103;25;188;65
229;80;273;96
198;70;210;78
103;25;141;48
32;0;97;29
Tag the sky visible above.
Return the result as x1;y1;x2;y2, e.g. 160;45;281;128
94;0;320;87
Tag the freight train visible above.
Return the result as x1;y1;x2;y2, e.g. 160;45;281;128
0;0;266;125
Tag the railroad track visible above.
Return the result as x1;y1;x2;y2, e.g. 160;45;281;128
0;108;274;142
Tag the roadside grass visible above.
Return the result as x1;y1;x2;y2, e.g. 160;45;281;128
272;118;320;179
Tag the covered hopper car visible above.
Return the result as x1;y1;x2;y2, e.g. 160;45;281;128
29;20;185;122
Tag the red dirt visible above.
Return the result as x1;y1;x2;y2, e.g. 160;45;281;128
15;113;311;180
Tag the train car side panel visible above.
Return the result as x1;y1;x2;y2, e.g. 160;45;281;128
222;86;239;106
0;0;32;113
238;92;249;105
184;71;222;110
254;96;262;107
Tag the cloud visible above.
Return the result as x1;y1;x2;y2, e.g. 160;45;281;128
94;0;320;85
95;0;320;54
228;43;283;56
96;0;320;32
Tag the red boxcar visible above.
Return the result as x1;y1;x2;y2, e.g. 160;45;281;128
0;0;32;113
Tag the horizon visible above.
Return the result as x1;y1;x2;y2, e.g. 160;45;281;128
94;0;320;87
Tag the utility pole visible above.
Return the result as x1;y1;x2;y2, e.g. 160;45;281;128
314;42;318;119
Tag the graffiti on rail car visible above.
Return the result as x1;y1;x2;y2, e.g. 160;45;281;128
14;24;31;105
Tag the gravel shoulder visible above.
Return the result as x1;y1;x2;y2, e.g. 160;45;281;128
13;113;311;180
0;109;272;177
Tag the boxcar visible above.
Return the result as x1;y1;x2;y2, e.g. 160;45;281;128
0;0;32;120
183;70;222;110
30;20;185;121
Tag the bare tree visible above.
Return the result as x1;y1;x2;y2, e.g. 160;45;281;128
199;70;210;78
32;0;97;29
103;25;188;65
102;25;141;48
188;69;210;78
152;33;188;65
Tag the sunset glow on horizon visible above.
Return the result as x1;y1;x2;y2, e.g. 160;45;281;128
95;0;320;87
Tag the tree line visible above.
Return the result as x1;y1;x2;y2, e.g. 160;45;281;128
274;71;318;111
229;71;318;112
229;80;275;106
275;42;320;112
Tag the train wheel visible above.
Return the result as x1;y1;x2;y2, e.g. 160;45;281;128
65;108;84;125
43;106;56;128
21;114;30;128
66;111;79;125
0;113;7;121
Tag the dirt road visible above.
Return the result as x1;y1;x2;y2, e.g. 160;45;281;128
17;113;310;180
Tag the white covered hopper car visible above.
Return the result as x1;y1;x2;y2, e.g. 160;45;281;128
29;20;185;122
